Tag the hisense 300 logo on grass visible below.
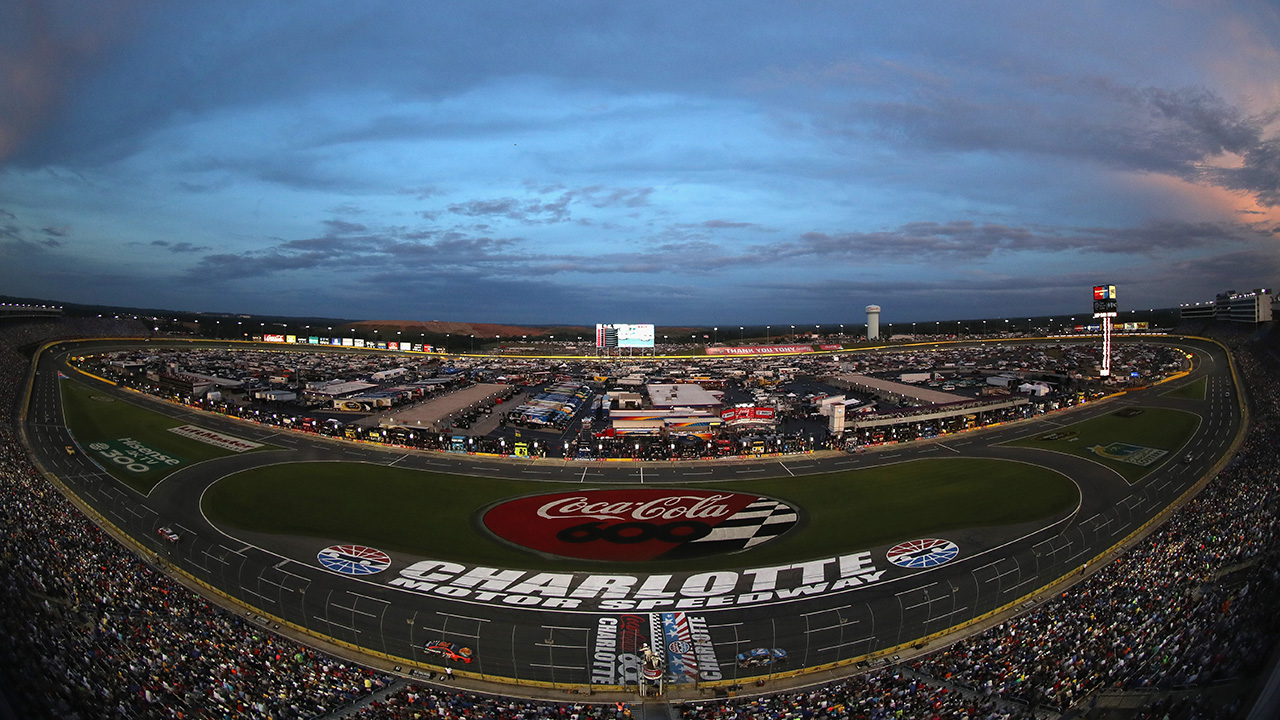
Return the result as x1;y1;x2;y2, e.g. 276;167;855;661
483;489;798;561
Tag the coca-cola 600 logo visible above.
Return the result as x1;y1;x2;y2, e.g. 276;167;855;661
483;489;799;561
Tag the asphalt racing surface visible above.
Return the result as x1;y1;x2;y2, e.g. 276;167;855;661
22;337;1243;698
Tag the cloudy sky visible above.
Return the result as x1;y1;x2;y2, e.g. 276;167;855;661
2;2;1279;325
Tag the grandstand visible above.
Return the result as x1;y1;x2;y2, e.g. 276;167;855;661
1180;289;1274;324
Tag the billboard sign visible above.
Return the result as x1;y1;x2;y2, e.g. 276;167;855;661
263;334;285;343
720;407;776;423
705;344;813;356
1093;284;1117;316
597;323;654;348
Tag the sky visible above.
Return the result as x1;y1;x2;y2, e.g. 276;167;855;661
2;2;1279;326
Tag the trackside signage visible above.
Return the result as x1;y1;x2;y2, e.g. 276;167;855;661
483;489;799;561
168;425;263;453
705;344;813;356
592;614;648;685
88;439;181;473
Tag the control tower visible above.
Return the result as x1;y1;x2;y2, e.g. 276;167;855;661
866;305;881;340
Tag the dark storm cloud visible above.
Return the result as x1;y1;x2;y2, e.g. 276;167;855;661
578;186;654;209
1205;138;1280;208
762;220;1263;263
840;72;1280;206
149;240;208;253
322;219;367;234
1161;248;1280;290
447;194;573;224
688;220;766;230
185;224;523;282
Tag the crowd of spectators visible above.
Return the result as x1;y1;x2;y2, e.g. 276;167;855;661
347;687;631;719
1;317;1277;720
0;320;396;719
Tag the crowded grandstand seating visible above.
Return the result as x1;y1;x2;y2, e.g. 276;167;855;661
0;319;1276;719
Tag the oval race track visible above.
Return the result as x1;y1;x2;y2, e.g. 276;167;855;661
21;336;1244;698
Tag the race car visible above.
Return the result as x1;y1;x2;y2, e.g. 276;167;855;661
157;527;180;544
424;640;473;663
736;647;787;668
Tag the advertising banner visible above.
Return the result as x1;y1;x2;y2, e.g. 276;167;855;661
720;407;776;422
168;425;262;452
591;615;649;686
655;612;723;683
263;334;285;343
706;344;813;356
87;438;181;474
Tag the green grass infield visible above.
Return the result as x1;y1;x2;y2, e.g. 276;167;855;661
61;378;275;493
1007;406;1199;483
1161;376;1207;401
202;457;1078;572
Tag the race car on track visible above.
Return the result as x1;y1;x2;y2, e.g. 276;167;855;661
736;647;787;668
157;527;180;544
424;640;473;663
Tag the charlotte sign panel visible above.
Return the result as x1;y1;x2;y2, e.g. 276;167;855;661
386;550;889;612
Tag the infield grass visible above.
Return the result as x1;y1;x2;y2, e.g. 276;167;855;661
1162;376;1207;401
1007;406;1199;483
203;457;1077;572
60;377;274;493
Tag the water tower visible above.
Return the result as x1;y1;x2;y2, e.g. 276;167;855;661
866;305;881;340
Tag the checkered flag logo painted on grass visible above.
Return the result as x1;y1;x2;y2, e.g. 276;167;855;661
484;489;801;561
658;498;798;559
